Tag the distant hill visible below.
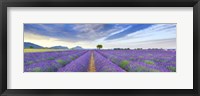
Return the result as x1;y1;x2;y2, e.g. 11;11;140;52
71;46;83;50
50;46;68;49
24;42;43;48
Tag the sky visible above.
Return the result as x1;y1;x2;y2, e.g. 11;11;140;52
24;24;176;49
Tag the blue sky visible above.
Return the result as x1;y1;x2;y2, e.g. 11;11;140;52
24;24;176;49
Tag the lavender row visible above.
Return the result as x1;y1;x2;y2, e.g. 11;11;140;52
97;50;175;72
24;50;85;65
93;51;126;72
103;49;176;68
57;51;91;72
24;50;88;72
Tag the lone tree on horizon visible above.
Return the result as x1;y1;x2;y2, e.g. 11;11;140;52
97;44;103;49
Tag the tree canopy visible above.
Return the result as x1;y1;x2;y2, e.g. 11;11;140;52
96;44;103;49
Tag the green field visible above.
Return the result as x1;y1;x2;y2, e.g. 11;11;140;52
24;48;67;53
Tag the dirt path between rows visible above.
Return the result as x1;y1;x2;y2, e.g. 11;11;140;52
88;51;96;72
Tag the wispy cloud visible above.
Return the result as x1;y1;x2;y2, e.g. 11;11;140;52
24;24;176;49
95;24;176;49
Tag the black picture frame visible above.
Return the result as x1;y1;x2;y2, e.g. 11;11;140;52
0;0;199;96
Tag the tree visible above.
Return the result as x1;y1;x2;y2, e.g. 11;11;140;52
96;44;103;49
29;46;34;48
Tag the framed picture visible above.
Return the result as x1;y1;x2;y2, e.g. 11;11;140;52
0;0;199;96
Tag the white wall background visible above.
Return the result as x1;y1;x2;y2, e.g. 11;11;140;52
7;7;193;89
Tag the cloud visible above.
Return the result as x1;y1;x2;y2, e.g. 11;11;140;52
73;24;104;32
24;32;98;48
100;38;176;49
73;24;130;41
73;24;104;40
111;24;176;42
95;24;176;49
24;24;176;49
94;25;132;43
105;24;153;40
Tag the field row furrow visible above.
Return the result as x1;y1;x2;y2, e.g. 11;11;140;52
57;51;91;72
24;50;88;72
24;50;86;65
93;51;126;72
24;49;176;72
96;50;176;72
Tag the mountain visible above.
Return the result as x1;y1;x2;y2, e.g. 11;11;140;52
50;46;68;49
24;42;43;48
71;46;83;50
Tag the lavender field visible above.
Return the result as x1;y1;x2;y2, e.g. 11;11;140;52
24;24;176;72
24;49;176;72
